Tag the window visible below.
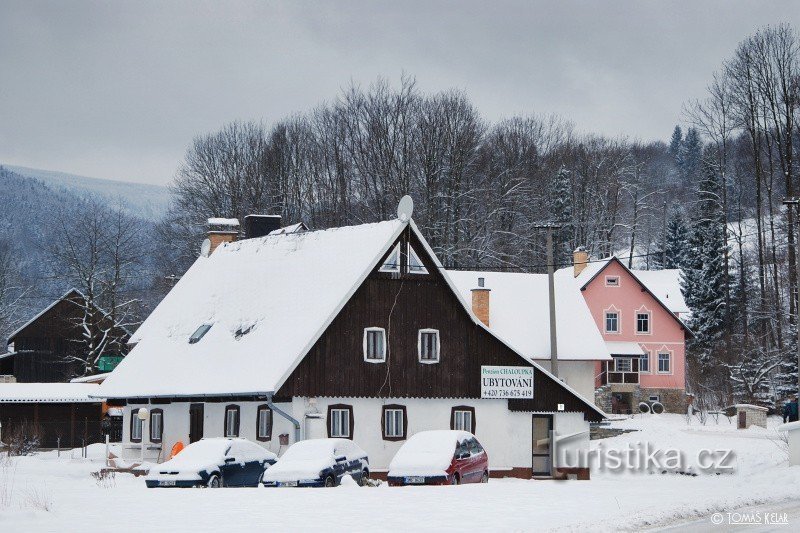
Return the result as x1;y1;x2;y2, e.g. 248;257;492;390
150;409;163;443
639;352;650;373
418;329;440;363
451;406;475;433
615;357;632;372
363;328;386;362
407;244;428;274
649;395;661;402
130;409;143;442
224;405;240;437
256;405;272;442
636;312;651;334
189;323;212;344
382;405;407;441
327;404;353;439
379;244;401;273
605;312;619;333
658;353;671;373
605;276;620;287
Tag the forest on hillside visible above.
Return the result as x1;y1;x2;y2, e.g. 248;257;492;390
1;24;798;405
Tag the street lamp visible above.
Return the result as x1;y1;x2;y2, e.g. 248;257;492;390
137;407;149;464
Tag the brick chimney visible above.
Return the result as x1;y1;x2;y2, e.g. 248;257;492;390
471;277;491;327
573;246;589;278
207;218;240;254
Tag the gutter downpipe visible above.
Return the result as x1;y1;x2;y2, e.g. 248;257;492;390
266;393;301;443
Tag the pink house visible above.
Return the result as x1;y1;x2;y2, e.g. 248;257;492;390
558;252;691;414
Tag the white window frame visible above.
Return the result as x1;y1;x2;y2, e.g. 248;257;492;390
407;243;428;275
363;327;387;363
639;351;651;373
649;394;661;402
131;414;143;441
225;407;239;437
615;357;633;372
150;411;163;442
379;244;401;273
657;352;671;374
384;409;404;438
330;409;351;438
453;410;473;433
418;329;440;364
257;407;272;440
635;306;652;335
604;310;620;334
605;275;620;287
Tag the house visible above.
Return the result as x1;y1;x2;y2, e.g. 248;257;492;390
0;290;125;448
95;204;604;479
557;251;691;414
447;271;612;402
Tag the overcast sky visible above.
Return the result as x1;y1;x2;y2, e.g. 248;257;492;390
1;1;798;186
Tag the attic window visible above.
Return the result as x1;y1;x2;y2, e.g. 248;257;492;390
234;325;254;340
407;244;428;274
379;244;401;273
189;324;212;344
605;276;620;287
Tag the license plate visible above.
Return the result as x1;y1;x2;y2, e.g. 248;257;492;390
159;480;176;487
279;481;298;487
404;476;425;484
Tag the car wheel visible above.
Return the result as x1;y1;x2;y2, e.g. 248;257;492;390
324;475;336;488
481;471;489;483
358;469;369;486
451;473;460;485
207;474;221;488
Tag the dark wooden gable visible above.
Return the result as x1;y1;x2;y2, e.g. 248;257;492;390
8;291;129;383
277;226;601;421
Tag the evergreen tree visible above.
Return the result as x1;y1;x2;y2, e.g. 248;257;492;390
652;208;690;270
669;125;683;167
549;165;574;268
681;127;703;186
684;156;728;370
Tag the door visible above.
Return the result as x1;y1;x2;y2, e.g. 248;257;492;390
532;414;553;477
738;411;747;429
189;403;204;444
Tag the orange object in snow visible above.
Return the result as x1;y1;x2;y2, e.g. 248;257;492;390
169;441;185;459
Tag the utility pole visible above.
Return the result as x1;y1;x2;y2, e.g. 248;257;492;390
662;201;667;268
534;223;562;377
782;197;800;397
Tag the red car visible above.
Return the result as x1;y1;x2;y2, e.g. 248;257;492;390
387;430;489;486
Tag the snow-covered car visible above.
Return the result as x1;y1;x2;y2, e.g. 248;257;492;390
145;438;277;488
262;438;369;487
387;430;489;486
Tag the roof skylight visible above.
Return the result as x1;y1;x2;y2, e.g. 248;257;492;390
189;324;212;344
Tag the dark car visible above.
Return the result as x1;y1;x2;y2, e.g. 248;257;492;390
262;438;369;487
387;430;489;486
145;438;277;488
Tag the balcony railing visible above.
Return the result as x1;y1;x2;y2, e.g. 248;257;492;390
601;358;640;385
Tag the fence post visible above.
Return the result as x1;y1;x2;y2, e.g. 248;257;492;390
57;437;61;458
105;434;110;467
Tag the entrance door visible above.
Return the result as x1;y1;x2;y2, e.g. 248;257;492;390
189;403;204;443
532;414;553;477
737;411;746;429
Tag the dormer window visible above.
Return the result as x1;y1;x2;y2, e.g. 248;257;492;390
379;244;401;273
189;324;212;344
407;244;428;275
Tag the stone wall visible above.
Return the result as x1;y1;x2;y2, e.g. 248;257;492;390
595;385;689;414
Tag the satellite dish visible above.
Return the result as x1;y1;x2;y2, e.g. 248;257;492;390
397;195;414;222
200;238;211;257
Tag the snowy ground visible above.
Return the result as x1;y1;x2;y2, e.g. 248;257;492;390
1;414;798;532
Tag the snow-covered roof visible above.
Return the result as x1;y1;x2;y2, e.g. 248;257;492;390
0;383;104;403
70;373;111;384
0;351;15;361
732;404;769;411
605;341;646;356
97;219;407;398
447;271;611;361
7;288;80;342
629;269;689;314
268;222;307;236
207;217;240;227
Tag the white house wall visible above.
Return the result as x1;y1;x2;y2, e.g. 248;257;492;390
122;398;590;473
535;360;596;402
